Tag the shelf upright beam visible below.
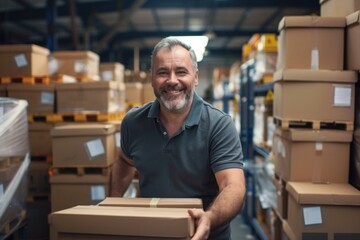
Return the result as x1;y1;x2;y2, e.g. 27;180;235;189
46;0;57;51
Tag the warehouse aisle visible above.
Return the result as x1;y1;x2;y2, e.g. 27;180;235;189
230;214;257;240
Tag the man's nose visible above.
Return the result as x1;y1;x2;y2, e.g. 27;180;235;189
167;71;178;83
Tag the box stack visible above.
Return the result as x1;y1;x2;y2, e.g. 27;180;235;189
271;8;360;239
48;197;202;240
0;98;29;238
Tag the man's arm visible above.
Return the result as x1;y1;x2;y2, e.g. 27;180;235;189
111;149;137;197
188;168;246;239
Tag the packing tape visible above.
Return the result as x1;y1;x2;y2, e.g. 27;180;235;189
150;198;160;208
311;16;320;70
312;142;324;183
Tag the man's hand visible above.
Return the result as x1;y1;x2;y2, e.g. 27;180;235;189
188;208;211;240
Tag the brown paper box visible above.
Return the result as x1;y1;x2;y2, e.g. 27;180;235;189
143;82;156;104
7;84;55;114
99;62;125;82
49;205;195;240
56;81;125;113
272;177;288;220
320;0;360;17
273;69;357;122
51;51;99;80
350;128;360;190
125;82;143;104
51;123;116;168
29;161;51;193
283;182;360;240
29;122;54;156
346;11;360;70
277;16;345;70
99;197;203;209
273;128;352;183
0;85;6;97
0;44;49;77
50;174;111;212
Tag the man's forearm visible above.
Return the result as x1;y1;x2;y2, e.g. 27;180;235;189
110;157;136;197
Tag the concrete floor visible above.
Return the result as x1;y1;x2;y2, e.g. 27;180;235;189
230;214;258;240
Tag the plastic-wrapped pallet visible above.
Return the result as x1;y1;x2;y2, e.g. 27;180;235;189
0;97;30;238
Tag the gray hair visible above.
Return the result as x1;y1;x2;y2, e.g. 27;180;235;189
151;37;198;72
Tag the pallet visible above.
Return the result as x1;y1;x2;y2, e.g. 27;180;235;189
26;192;50;203
50;165;112;176
0;157;22;168
50;74;77;83
274;117;353;131
30;155;52;163
28;112;125;123
0;76;51;84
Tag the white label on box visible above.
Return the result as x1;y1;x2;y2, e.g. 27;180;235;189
41;92;54;105
91;185;105;201
311;49;319;70
315;142;323;151
333;86;352;107
0;184;4;197
48;57;59;75
303;206;322;225
115;132;121;148
277;139;286;158
14;54;28;67
85;138;105;159
74;60;87;73
102;71;113;81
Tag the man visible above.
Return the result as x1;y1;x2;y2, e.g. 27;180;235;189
111;37;246;240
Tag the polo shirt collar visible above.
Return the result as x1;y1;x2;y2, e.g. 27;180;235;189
147;92;203;127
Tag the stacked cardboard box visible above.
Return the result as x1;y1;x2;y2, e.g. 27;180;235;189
50;123;117;212
99;62;125;82
272;12;360;239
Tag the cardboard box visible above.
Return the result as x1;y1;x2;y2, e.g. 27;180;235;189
356;80;360;128
28;161;51;194
0;85;6;97
99;197;203;209
346;11;360;70
0;44;49;77
253;96;273;146
7;84;55;114
51;124;116;168
272;176;288;219
49;205;195;240
350;128;360;190
143;82;156;104
277;16;345;70
99;62;125;82
273;128;352;183
273;69;357;122
320;0;360;17
51;51;99;80
283;182;360;240
50;173;111;212
29;122;54;156
56;81;125;113
125;82;143;104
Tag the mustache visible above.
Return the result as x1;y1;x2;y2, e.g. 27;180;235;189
160;85;184;92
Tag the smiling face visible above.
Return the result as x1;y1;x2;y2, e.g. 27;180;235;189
152;45;198;113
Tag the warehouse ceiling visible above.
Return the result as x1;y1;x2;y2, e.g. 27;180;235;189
0;0;319;69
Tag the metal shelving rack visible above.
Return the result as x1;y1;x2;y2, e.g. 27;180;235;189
239;59;274;240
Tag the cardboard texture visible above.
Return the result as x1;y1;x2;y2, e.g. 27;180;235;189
320;0;360;17
50;174;111;212
125;82;143;104
272;176;288;219
346;11;360;70
273;69;357;122
51;124;116;168
277;16;345;70
51;51;99;80
99;197;203;209
7;84;56;114
273;128;352;183
284;182;360;240
56;81;125;113
29;122;54;156
100;62;125;82
350;128;360;190
143;82;156;104
28;161;51;193
0;44;49;77
0;85;6;97
49;205;195;240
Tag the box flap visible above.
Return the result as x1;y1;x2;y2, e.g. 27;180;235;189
51;123;116;136
273;69;358;83
49;205;194;238
7;83;55;91
99;197;203;209
55;81;119;90
49;174;110;184
275;128;353;143
286;182;360;205
52;51;99;61
346;11;360;26
0;44;49;55
278;16;346;31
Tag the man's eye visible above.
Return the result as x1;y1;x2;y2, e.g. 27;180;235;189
158;72;168;76
177;71;187;75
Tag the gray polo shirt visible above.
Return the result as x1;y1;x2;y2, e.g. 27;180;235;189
121;92;244;239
